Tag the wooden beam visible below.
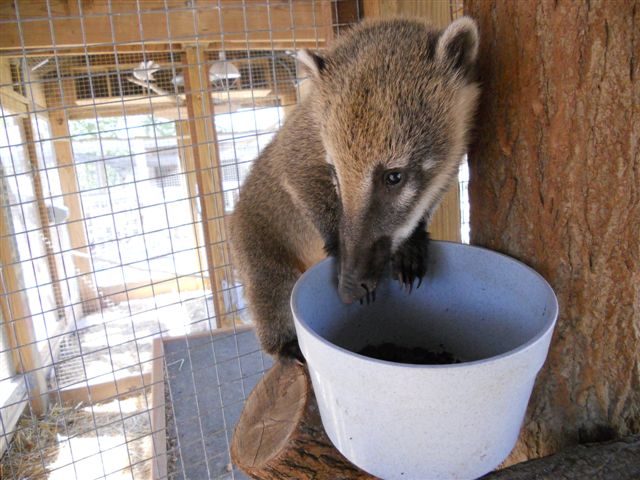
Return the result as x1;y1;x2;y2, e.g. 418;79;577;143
362;0;452;21
56;372;152;405
0;43;179;58
332;0;362;28
150;337;167;480
0;57;29;113
21;117;66;319
0;1;334;51
98;275;207;304
176;120;208;283
183;46;238;329
66;100;189;121
429;179;463;243
44;79;100;313
0;210;48;415
362;0;461;242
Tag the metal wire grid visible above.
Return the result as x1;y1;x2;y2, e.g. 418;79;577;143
0;1;359;479
0;1;470;478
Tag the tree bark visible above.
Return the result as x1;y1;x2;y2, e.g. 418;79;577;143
465;0;639;465
482;436;640;480
230;361;375;480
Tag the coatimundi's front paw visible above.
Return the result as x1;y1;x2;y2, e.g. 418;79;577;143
279;339;305;363
391;222;430;292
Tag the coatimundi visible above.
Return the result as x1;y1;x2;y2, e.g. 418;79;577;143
229;17;480;359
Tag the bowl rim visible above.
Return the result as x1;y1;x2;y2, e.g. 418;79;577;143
290;240;559;369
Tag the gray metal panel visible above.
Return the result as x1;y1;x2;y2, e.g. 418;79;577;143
164;328;273;480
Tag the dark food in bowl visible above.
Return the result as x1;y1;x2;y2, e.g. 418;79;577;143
358;343;462;365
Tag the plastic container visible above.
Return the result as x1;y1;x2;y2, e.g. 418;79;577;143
291;241;558;480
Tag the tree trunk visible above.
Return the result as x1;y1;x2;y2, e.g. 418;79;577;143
465;0;639;465
482;436;640;480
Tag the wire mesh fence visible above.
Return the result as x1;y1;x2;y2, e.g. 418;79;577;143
0;1;466;479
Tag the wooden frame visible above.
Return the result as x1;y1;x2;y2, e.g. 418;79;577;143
21;117;66;319
0;103;49;416
176;119;209;286
0;208;49;416
0;1;334;52
150;337;167;480
55;371;152;405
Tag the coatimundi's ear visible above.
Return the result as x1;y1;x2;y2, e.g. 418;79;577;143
435;16;479;76
298;49;326;79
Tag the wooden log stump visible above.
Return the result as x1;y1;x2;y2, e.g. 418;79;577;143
231;361;376;479
482;435;640;479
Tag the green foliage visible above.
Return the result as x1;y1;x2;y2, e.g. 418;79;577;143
69;115;176;139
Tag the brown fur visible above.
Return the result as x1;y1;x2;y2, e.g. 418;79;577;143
229;17;480;358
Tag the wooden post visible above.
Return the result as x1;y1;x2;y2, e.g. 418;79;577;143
183;46;238;329
175;119;207;289
150;337;167;480
465;0;639;465
0;203;48;415
21;118;66;320
44;79;100;313
362;0;462;242
362;0;452;20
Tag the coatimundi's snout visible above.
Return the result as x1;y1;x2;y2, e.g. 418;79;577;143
301;17;480;304
230;17;480;358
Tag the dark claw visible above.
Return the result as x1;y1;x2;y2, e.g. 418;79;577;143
391;224;429;294
371;289;376;302
362;284;370;305
359;298;363;305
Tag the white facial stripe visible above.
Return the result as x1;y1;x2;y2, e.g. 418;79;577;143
421;157;438;171
397;184;417;209
386;154;412;171
391;164;458;250
325;153;334;165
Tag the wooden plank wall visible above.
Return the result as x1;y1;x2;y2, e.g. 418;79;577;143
0;0;333;52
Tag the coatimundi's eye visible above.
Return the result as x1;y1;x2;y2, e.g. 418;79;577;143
385;171;403;186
